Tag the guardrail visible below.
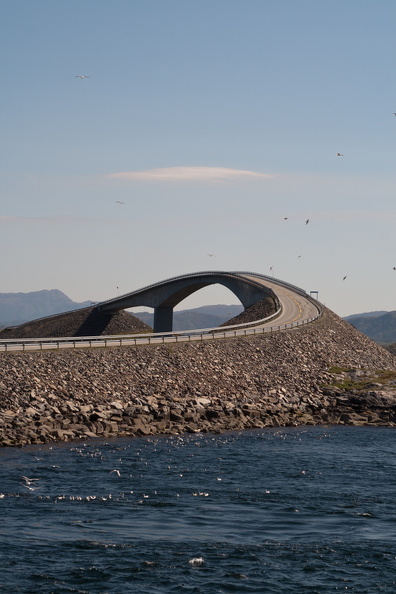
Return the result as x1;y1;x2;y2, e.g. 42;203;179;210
94;270;313;309
4;270;320;330
0;303;322;353
0;305;280;351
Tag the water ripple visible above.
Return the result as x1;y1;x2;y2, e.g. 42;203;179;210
1;426;396;592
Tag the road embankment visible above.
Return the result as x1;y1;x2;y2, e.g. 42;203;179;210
0;308;395;447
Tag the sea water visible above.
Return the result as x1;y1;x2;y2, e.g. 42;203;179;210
0;426;395;593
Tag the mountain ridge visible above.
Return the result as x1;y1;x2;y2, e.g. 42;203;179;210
0;289;395;345
0;289;243;331
344;311;396;345
0;289;92;326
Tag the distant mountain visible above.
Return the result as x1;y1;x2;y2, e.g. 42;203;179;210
134;304;244;331
344;311;396;345
345;311;388;321
0;291;243;331
0;290;92;327
385;343;396;356
2;289;394;347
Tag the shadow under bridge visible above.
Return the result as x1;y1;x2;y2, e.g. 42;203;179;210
96;271;277;332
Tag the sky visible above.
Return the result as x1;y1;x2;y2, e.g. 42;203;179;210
1;0;395;317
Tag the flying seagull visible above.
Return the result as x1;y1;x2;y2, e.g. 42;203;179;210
305;219;309;225
336;153;344;156
75;75;90;79
115;201;125;204
343;276;347;280
207;253;215;257
21;475;40;484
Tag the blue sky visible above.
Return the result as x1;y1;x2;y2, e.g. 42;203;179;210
1;0;395;317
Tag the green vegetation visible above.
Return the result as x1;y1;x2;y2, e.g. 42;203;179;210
327;366;396;391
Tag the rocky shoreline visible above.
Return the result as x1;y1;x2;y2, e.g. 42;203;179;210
1;308;395;447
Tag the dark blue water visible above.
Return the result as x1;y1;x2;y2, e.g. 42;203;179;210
0;426;396;593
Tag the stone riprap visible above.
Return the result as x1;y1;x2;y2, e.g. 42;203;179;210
0;308;396;447
220;295;279;326
0;307;151;339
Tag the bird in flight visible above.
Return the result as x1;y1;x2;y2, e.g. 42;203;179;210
75;75;90;79
392;113;396;116
343;276;347;280
284;217;288;220
115;201;125;204
305;219;309;225
207;253;215;257
393;267;396;270
336;153;344;156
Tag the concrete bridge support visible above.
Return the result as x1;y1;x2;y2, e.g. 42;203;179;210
154;307;173;333
97;271;278;333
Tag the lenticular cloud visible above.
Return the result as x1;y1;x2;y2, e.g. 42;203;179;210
107;166;271;182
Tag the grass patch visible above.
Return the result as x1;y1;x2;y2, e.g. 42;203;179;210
327;366;396;391
375;370;396;383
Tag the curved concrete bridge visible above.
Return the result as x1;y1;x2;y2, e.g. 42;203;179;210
0;271;322;351
96;270;313;332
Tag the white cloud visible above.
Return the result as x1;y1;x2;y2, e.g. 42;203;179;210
106;166;273;182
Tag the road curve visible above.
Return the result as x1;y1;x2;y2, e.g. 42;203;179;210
0;274;321;352
240;275;320;328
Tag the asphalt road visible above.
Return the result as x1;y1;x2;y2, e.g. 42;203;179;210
241;275;320;327
0;278;321;352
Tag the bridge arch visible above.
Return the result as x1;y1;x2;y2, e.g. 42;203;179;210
97;271;278;332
